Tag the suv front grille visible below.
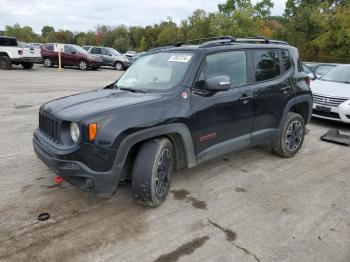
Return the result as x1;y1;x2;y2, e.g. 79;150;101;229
313;94;349;107
39;112;60;143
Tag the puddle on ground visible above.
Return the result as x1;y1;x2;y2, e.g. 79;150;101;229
171;189;207;210
153;236;210;262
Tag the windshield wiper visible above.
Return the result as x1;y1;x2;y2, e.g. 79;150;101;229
119;87;146;93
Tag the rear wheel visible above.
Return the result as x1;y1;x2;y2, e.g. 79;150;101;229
78;60;88;70
272;112;305;158
43;57;53;67
0;56;12;70
114;61;124;71
132;138;174;207
21;62;34;69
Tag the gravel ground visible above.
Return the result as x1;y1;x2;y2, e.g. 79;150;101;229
0;64;349;262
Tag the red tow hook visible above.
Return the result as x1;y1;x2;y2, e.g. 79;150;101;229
54;176;64;184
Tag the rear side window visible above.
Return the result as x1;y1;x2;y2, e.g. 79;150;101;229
0;37;18;46
196;51;247;89
44;44;54;51
91;47;101;55
253;50;280;82
280;50;291;71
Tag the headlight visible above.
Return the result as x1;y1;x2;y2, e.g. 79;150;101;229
70;122;80;143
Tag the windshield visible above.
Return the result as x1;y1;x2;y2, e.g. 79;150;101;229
116;52;193;92
316;65;336;76
321;66;350;83
108;48;121;56
73;45;88;54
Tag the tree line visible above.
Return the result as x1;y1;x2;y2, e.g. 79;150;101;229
2;0;350;62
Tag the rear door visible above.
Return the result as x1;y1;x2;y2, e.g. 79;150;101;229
250;48;294;143
90;47;103;64
190;50;254;160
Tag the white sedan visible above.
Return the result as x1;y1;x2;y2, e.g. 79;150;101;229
311;65;350;123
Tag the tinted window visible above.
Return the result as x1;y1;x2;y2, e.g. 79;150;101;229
315;65;336;76
101;48;110;56
303;65;312;74
82;46;90;51
281;50;291;71
44;44;54;51
64;45;75;53
91;47;101;55
0;37;17;46
253;50;280;82
196;51;247;89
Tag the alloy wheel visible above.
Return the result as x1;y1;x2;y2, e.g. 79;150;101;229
155;149;172;197
286;120;303;152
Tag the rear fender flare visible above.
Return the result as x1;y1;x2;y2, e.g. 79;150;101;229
279;95;313;128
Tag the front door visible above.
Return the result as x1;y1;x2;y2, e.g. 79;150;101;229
62;45;77;66
190;50;254;161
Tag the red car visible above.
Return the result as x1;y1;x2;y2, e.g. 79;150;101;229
41;44;103;70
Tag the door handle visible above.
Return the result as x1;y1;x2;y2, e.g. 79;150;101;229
281;86;292;91
239;94;253;101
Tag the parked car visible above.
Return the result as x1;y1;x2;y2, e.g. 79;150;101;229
311;65;350;123
83;46;131;71
304;62;337;78
33;36;312;207
0;36;42;70
41;44;103;70
124;50;137;58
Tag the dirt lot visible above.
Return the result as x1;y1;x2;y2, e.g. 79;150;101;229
0;64;349;262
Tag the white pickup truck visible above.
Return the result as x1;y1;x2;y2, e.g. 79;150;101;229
0;36;42;70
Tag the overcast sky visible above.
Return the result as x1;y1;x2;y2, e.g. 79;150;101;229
0;0;287;33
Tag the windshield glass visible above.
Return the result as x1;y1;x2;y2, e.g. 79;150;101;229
316;65;336;76
116;52;193;92
108;48;121;56
73;45;88;54
321;66;350;83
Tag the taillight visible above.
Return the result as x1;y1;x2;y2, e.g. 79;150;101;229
305;77;311;89
18;49;23;55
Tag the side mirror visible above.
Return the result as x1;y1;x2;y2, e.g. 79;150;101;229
71;51;76;54
108;53;112;56
308;73;317;81
205;75;231;92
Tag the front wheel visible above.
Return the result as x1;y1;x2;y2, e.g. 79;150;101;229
132;138;174;207
272;112;305;158
78;60;88;70
21;62;34;69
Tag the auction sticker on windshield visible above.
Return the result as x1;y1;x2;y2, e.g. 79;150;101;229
168;55;192;63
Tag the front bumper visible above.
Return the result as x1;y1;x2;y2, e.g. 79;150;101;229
33;132;123;197
12;57;42;64
312;103;350;123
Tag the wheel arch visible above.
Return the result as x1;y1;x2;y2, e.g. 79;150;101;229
280;95;313;128
0;52;10;57
114;123;197;178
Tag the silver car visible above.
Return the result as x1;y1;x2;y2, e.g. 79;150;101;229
83;46;131;71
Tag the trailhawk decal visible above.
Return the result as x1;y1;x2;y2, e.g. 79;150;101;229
199;133;217;142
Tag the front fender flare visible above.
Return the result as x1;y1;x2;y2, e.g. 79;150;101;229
114;123;197;169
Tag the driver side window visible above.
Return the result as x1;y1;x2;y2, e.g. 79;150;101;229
64;45;75;53
195;51;247;90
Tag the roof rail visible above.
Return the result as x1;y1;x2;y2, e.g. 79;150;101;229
198;36;289;48
175;36;235;47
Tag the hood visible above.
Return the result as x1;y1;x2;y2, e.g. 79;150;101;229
311;79;350;99
41;89;163;120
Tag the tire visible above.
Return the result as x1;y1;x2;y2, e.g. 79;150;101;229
272;112;305;158
43;57;53;67
132;138;174;207
78;60;88;71
21;62;34;69
0;56;12;70
114;61;124;71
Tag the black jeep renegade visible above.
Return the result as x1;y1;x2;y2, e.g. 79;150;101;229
33;36;313;207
